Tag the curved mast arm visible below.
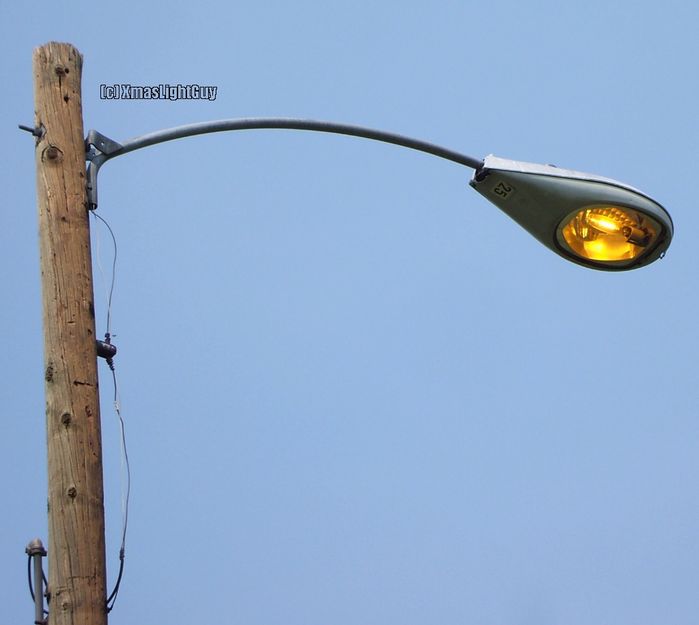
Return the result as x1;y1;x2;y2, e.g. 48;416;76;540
86;118;483;209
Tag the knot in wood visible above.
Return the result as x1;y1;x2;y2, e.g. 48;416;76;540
43;145;63;162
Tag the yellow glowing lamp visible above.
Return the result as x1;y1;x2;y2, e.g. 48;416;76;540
469;156;673;271
560;205;659;262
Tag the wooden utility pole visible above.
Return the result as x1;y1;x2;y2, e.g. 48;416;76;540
33;42;108;625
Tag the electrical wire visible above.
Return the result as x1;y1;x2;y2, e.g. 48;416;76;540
91;211;130;613
92;211;117;336
106;361;130;612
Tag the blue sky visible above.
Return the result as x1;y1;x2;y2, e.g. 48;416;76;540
2;1;698;624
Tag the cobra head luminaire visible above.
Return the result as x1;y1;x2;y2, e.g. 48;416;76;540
75;119;673;271
470;156;673;271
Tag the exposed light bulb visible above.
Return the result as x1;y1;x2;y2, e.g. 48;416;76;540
559;206;657;263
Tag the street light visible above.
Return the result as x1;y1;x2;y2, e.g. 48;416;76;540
27;42;675;625
470;155;672;271
84;118;673;271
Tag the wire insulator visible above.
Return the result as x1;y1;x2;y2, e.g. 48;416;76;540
96;338;117;360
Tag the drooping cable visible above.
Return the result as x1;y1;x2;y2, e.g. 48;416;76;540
91;211;131;613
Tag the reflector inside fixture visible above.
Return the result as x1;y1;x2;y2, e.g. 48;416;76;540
558;205;660;264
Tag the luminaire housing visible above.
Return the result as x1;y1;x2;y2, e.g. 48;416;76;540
80;119;673;271
470;155;673;271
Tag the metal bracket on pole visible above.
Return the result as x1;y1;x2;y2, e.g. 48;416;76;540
86;130;123;157
85;130;123;211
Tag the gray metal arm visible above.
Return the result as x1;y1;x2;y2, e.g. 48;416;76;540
85;118;483;209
